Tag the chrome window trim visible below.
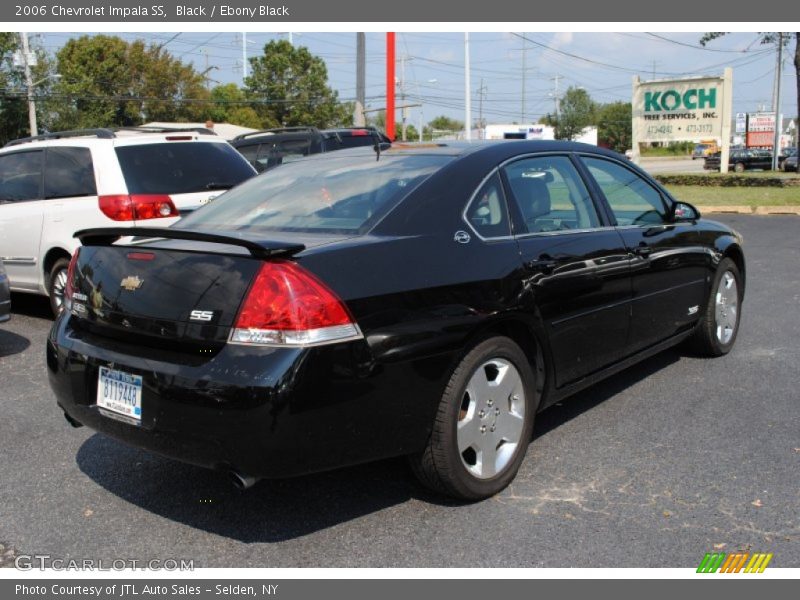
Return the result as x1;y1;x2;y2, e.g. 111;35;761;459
514;225;618;240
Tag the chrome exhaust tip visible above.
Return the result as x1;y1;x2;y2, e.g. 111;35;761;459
229;470;258;490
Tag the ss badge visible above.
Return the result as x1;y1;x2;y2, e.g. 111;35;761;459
190;310;215;322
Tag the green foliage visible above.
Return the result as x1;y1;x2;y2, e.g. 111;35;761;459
207;84;261;128
245;40;351;129
52;35;209;129
0;33;28;143
428;115;463;134
640;141;695;156
597;102;631;153
0;33;56;143
655;173;800;187
555;87;596;141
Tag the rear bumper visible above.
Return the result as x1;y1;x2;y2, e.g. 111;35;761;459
47;315;448;478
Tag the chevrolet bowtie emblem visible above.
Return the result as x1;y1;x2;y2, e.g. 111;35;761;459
120;275;143;291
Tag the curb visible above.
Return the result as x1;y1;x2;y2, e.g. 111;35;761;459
695;205;752;214
695;205;800;215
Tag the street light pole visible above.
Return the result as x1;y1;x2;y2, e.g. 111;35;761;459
20;32;37;137
464;33;471;141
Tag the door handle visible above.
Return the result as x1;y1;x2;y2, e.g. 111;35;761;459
633;245;652;257
525;256;557;272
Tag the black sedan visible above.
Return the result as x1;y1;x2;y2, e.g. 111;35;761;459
47;141;745;500
704;148;773;172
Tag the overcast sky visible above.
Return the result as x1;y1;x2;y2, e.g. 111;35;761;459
37;31;796;127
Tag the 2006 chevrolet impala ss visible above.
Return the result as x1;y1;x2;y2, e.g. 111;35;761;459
47;141;744;500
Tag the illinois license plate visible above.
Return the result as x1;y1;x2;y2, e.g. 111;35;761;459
96;366;142;423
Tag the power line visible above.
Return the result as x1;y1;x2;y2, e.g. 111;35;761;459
644;32;760;53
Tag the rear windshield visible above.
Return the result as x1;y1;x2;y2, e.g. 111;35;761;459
324;133;376;151
175;153;451;234
115;142;255;195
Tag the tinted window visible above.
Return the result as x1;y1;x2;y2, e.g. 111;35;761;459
0;151;43;202
235;143;261;170
465;172;510;238
176;154;451;235
503;155;599;233
327;133;376;150
582;157;668;226
44;147;96;199
273;139;314;162
115;142;255;195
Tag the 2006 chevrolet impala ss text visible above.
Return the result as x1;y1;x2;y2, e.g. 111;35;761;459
47;141;745;500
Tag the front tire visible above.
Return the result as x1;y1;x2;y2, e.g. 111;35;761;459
734;162;745;173
47;258;71;317
410;336;536;500
690;257;742;356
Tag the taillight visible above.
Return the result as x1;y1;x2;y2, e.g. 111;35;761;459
230;261;361;346
63;248;80;311
99;195;179;221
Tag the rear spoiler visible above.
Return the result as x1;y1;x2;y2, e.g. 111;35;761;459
75;228;305;260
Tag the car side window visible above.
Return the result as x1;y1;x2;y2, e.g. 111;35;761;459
502;155;599;233
236;143;261;171
465;172;511;239
44;147;96;199
582;156;669;226
0;150;43;202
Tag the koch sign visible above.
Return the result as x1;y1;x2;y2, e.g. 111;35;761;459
632;73;732;143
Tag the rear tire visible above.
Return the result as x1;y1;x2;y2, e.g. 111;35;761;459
734;162;745;173
689;257;742;357
47;258;71;317
410;336;536;501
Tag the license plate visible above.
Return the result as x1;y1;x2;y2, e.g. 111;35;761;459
96;366;142;423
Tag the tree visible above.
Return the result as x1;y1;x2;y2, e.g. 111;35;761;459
597;102;632;152
701;32;800;159
0;33;56;143
427;115;463;136
207;83;261;128
555;86;596;141
52;35;208;129
245;40;351;128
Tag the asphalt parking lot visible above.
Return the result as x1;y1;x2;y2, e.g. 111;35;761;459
1;214;798;569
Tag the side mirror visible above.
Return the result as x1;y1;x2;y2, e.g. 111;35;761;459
672;201;700;222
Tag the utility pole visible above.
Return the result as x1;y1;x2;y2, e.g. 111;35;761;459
400;55;408;141
771;32;783;171
651;59;661;80
521;35;526;124
464;32;471;141
477;78;487;139
20;32;37;137
354;32;366;126
241;32;248;84
551;74;563;121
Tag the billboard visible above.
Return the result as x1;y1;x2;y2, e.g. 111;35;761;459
632;75;731;143
746;112;776;147
631;69;733;171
